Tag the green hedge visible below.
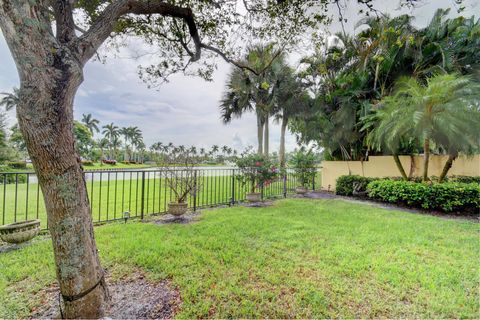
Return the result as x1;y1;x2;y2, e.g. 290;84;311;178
7;161;27;169
449;175;480;184
335;175;375;196
0;167;28;184
367;180;480;213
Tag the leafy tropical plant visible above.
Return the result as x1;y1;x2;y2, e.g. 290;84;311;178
81;113;100;135
292;9;479;162
375;73;480;181
235;152;278;193
289;148;317;188
0;87;19;111
73;121;93;159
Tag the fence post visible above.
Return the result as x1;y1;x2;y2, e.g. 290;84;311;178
231;169;235;206
193;170;197;212
283;172;287;198
140;171;146;220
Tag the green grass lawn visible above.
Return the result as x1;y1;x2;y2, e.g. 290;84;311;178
0;171;321;228
1;199;478;318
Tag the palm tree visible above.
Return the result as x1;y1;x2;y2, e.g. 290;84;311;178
362;108;418;180
129;127;143;162
414;9;480;77
220;44;284;155
119;127;130;161
150;142;163;161
96;138;109;163
81;113;100;135
271;64;309;168
376;73;480;181
102;123;119;160
111;136;122;161
0;87;20;111
211;144;219;155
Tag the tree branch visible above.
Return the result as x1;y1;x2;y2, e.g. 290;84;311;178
53;0;77;43
77;0;202;64
200;43;284;76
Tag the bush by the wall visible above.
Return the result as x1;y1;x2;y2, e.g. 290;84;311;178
0;166;28;184
7;161;27;169
81;160;94;166
367;180;480;213
336;175;375;196
449;175;480;184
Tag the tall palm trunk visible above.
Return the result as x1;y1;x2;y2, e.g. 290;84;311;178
393;153;408;180
279;116;288;168
439;151;458;183
256;113;264;154
423;138;430;181
263;116;269;156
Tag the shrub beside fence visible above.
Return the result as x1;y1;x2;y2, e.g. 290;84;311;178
0;167;319;229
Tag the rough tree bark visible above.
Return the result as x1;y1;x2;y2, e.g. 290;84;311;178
438;151;458;183
279;116;288;168
0;0;209;317
392;153;408;180
0;3;108;318
423;138;430;181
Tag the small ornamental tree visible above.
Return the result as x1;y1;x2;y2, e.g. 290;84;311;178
159;146;202;204
289;148;317;188
236;152;278;193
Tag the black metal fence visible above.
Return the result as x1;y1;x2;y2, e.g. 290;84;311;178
0;167;319;229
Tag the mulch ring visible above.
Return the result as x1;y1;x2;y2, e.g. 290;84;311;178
0;234;50;254
242;200;275;208
30;271;181;319
152;211;202;225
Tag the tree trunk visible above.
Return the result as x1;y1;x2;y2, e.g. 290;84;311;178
408;155;415;179
263;116;269;156
279;116;288;168
423;138;430;181
439;152;458;183
0;6;108;317
256;113;264;155
19;71;108;319
393;153;408;180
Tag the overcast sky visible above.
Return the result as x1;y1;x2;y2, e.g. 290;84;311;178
0;0;477;152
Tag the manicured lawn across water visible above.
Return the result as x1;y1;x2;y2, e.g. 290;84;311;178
0;199;478;318
0;170;321;228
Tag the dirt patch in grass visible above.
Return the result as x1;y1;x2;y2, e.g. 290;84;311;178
153;211;202;225
242;200;275;208
0;234;49;254
30;271;180;319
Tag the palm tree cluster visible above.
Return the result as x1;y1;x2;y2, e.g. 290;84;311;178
149;142;238;164
72;113;147;163
289;9;480;180
219;43;309;168
91;119;145;163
